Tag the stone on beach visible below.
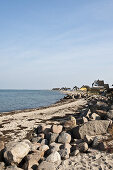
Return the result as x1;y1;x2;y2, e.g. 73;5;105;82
38;161;56;170
84;135;94;145
52;125;63;134
46;151;61;163
0;162;5;170
64;116;76;130
4;140;31;165
5;165;23;170
107;110;113;120
49;133;59;143
72;120;111;139
39;145;49;152
0;141;4;161
76;142;88;152
91;113;101;120
58;132;71;144
23;151;44;170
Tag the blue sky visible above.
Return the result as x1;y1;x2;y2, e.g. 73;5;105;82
0;0;113;89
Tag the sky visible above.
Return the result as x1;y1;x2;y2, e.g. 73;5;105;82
0;0;113;89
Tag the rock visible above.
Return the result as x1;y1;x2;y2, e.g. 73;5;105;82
85;109;92;118
60;143;71;154
59;148;69;159
91;113;101;120
49;133;59;143
64;116;76;130
92;135;109;149
37;125;51;135
38;133;45;139
52;125;63;134
4;140;31;165
71;149;79;156
0;141;4;161
0;162;5;170
96;101;109;111
58;132;71;144
41;139;48;145
39;145;49;152
5;165;23;170
49;143;62;153
84;135;94;145
97;141;107;151
23;151;44;170
76;142;88;152
46;151;61;163
31;142;41;152
107;110;113;120
82;117;88;123
31;137;42;143
95;110;107;118
72;120;110;139
38;161;56;170
73;139;83;144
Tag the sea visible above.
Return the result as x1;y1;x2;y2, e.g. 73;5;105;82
0;90;65;113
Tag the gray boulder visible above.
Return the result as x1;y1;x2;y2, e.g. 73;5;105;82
72;120;110;139
58;132;71;144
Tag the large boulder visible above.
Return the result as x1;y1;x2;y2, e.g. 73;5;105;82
72;120;110;139
4;140;31;165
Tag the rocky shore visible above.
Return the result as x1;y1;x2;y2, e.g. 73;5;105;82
0;91;113;170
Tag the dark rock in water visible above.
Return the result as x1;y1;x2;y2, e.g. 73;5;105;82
71;120;110;139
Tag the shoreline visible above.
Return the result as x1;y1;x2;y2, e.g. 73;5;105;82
0;96;86;143
0;91;66;116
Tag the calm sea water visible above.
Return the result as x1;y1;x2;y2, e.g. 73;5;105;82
0;90;65;113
